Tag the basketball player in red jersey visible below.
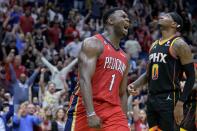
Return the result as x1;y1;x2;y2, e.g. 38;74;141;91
65;8;130;131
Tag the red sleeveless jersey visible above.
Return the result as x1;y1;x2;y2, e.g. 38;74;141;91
75;34;128;106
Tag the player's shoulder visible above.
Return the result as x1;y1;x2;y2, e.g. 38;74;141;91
83;36;101;44
120;49;129;60
173;37;186;45
172;37;189;49
172;37;192;61
82;36;104;55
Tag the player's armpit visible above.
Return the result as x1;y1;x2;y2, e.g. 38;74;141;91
172;38;193;65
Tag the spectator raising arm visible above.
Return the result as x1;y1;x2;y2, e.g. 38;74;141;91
13;102;42;131
26;67;40;86
41;56;58;74
9;63;17;84
57;75;69;95
39;68;46;94
60;58;78;75
13;105;23;127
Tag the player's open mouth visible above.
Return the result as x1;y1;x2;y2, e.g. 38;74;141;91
124;25;129;30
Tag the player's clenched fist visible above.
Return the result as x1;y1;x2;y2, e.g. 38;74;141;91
87;115;102;128
127;83;138;95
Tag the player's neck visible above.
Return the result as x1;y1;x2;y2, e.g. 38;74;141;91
103;31;121;49
161;30;176;40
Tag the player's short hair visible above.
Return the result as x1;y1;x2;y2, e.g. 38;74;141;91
169;12;183;31
102;7;123;25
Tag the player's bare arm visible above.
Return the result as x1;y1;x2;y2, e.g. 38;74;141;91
78;37;103;128
172;38;193;64
193;69;197;90
129;72;148;88
119;63;129;114
127;72;148;94
171;38;195;125
127;40;153;93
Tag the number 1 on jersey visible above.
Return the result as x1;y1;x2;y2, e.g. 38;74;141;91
109;74;116;91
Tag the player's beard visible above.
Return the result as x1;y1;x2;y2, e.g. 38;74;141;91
157;22;169;31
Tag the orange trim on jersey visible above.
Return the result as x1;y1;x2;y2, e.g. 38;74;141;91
65;95;80;131
149;126;161;131
172;62;176;107
149;40;158;53
75;87;80;95
75;84;80;95
158;35;176;45
67;96;75;114
71;97;79;131
73;82;80;95
180;128;187;131
169;37;181;59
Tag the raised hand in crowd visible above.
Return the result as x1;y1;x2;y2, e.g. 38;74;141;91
5;49;15;63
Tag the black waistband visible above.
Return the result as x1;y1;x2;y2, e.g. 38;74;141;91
149;89;180;96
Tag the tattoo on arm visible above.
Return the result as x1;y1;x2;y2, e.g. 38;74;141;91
173;38;195;102
172;39;193;65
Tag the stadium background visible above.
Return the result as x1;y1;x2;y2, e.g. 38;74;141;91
0;0;196;131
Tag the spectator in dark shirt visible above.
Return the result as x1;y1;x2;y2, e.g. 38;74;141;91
33;28;47;52
22;46;36;70
8;5;22;26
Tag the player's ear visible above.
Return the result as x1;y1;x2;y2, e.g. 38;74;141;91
107;16;114;25
171;21;177;28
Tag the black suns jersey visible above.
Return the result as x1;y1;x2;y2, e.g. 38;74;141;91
147;36;183;95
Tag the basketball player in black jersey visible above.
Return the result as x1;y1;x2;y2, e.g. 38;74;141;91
128;12;195;131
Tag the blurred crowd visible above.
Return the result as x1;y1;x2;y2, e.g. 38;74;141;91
0;0;196;131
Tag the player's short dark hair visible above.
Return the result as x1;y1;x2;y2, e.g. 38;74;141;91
169;12;183;31
102;7;123;25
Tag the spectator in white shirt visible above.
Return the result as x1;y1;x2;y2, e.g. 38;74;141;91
64;38;82;58
41;56;78;89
